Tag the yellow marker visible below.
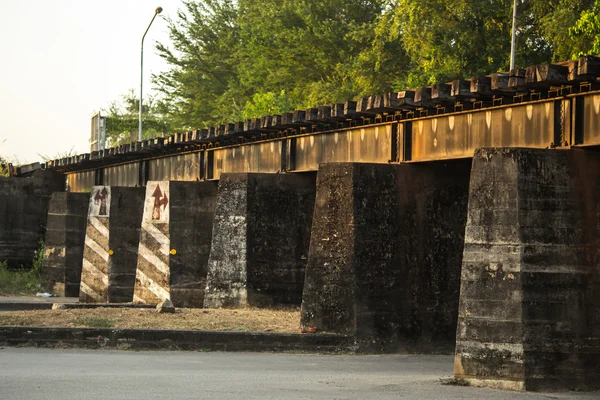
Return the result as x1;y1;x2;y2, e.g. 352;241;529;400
170;249;177;255
108;250;114;256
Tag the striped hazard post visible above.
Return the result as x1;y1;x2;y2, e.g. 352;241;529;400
79;186;111;303
134;181;172;304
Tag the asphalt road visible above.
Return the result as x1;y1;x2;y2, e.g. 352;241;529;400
0;348;597;400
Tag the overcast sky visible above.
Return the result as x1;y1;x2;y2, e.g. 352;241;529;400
0;0;182;163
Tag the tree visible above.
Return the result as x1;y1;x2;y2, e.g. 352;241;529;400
387;0;596;86
242;91;295;120
235;0;405;107
569;0;600;57
154;0;408;126
536;0;596;61
103;89;172;146
149;0;598;130
154;0;241;128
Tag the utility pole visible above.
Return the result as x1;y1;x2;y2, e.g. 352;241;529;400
510;0;518;70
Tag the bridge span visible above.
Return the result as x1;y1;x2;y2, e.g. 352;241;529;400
38;58;600;192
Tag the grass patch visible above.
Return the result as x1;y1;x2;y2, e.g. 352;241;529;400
0;262;41;295
73;317;114;328
0;241;44;296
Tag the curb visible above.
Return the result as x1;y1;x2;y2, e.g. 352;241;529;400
52;303;156;310
0;326;355;353
0;303;156;312
0;303;54;312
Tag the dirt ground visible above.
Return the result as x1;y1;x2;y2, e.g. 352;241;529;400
0;307;301;333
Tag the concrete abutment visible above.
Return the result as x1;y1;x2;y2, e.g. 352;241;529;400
454;148;600;391
0;170;64;268
133;181;218;307
79;186;144;303
42;192;88;296
204;172;316;308
300;161;471;352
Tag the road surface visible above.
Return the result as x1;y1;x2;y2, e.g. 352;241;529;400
0;348;596;399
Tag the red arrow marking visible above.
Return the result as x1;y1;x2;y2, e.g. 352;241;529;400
94;187;108;216
152;185;169;220
94;188;105;202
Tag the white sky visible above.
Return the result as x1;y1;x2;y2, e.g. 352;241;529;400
0;0;182;163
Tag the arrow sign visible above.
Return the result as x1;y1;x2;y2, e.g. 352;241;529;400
94;187;109;216
152;184;169;220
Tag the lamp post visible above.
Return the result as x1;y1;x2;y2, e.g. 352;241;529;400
509;0;517;70
139;6;163;142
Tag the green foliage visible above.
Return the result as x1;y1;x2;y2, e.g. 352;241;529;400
537;0;596;61
103;89;173;146
569;0;600;57
0;241;45;295
242;91;294;119
0;263;40;295
1;138;10;177
104;0;600;132
152;0;406;125
235;0;402;107
74;317;114;328
32;240;45;276
391;0;596;86
0;153;19;177
154;0;241;129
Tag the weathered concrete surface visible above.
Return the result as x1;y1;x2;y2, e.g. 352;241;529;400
0;295;78;311
79;186;144;303
0;170;64;268
454;148;600;392
300;161;471;352
41;192;88;296
133;181;218;307
204;172;316;308
0;326;351;353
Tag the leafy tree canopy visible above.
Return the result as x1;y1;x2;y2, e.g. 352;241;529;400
103;89;172;146
106;0;600;137
569;0;600;57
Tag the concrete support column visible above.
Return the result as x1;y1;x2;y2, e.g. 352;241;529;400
300;161;471;352
454;148;600;391
42;192;88;296
133;181;218;307
203;172;316;308
0;170;64;268
79;186;144;303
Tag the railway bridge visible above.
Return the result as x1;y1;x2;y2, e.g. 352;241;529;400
2;56;600;391
50;58;600;188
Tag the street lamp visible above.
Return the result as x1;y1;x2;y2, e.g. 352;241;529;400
139;6;163;142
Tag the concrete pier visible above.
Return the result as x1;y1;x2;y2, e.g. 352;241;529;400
133;181;218;307
79;186;144;303
41;192;88;296
454;148;600;391
300;161;471;352
0;170;64;268
204;173;316;308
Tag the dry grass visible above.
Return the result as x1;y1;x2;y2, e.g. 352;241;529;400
0;307;301;333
